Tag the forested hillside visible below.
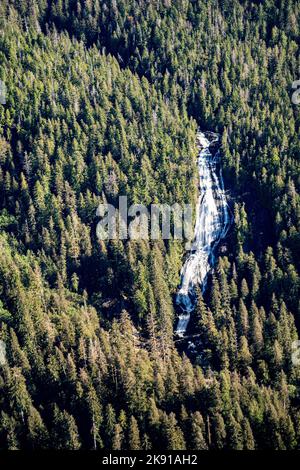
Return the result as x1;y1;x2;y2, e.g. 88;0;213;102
0;0;300;450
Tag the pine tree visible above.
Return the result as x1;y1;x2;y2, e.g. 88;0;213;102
190;412;208;450
27;407;49;449
227;414;243;450
242;417;255;450
128;416;141;450
238;336;252;368
51;407;81;450
211;413;226;449
163;412;185;450
112;423;123;450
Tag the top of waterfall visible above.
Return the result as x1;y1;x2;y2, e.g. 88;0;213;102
197;133;210;149
196;131;219;150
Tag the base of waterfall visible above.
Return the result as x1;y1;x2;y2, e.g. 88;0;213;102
175;130;231;337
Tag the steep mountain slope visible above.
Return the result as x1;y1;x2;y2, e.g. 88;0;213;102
0;1;300;450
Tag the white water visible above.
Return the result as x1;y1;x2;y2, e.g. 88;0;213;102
175;131;231;336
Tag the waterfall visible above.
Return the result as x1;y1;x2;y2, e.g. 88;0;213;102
175;131;231;337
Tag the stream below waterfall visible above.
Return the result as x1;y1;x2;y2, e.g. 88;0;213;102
175;131;231;337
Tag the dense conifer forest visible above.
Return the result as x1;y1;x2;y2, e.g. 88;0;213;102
0;0;300;450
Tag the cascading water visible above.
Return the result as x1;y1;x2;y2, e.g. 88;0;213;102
175;131;231;337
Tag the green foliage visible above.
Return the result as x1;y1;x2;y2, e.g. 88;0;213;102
0;0;300;450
